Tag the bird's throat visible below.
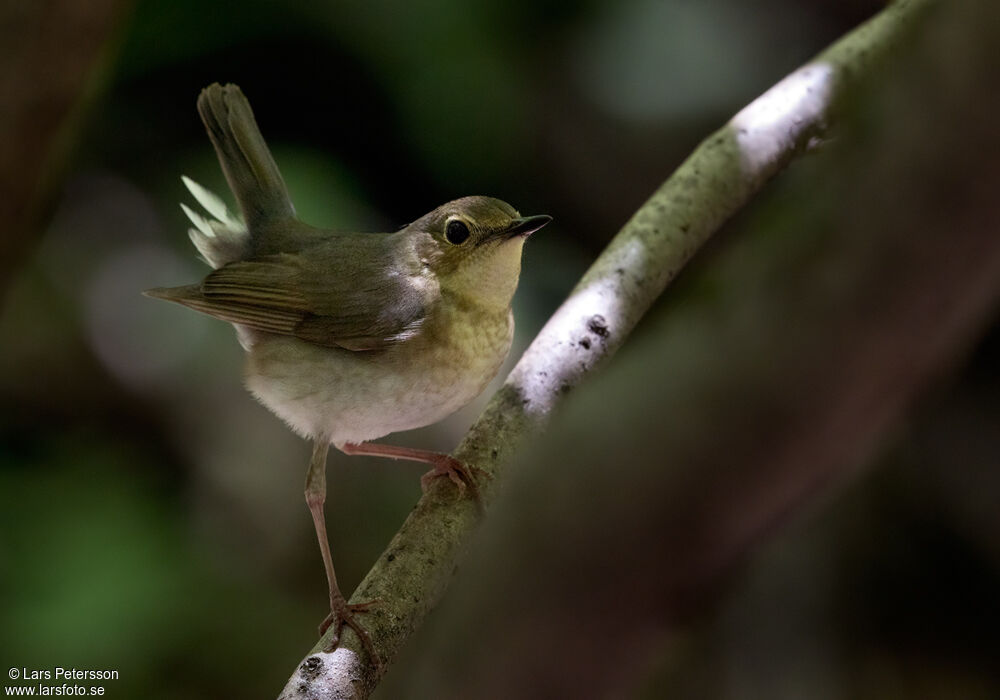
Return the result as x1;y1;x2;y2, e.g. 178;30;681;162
442;239;525;314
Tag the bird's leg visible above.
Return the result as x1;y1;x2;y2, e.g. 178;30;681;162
338;442;486;510
304;440;381;668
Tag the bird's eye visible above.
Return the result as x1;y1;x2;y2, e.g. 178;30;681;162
445;219;471;245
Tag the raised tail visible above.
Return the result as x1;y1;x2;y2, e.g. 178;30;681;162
197;83;295;228
180;175;249;269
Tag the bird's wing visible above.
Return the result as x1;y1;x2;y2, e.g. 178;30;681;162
146;235;436;351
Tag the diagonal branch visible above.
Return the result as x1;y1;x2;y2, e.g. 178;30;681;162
389;1;1000;695
278;1;935;697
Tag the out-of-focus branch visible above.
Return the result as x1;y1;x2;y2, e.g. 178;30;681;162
0;0;129;296
279;1;935;697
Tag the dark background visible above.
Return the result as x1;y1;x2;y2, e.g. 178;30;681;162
2;1;998;697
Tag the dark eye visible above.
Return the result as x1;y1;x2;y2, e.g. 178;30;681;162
445;219;470;245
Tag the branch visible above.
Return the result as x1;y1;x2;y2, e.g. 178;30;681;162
384;2;1000;696
279;1;935;697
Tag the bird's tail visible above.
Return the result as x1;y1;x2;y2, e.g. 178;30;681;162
179;175;249;269
196;83;295;230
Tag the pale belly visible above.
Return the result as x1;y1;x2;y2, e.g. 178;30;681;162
242;308;514;445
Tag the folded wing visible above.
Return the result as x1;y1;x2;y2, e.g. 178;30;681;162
146;234;436;351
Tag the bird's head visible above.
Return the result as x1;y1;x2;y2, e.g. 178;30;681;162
405;196;551;311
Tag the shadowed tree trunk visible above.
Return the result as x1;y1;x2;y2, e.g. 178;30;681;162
0;0;129;295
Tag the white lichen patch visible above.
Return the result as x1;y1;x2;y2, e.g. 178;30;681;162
277;648;365;700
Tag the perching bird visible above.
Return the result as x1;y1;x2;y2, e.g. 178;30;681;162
145;83;550;662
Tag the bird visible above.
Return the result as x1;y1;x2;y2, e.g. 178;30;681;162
145;83;550;663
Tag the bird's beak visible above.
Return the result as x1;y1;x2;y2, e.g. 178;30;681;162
504;214;552;239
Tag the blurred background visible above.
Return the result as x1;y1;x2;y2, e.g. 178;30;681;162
1;0;998;698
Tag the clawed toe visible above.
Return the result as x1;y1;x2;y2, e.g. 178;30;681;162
319;597;383;671
420;458;488;512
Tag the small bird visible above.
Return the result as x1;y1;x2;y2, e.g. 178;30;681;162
145;83;549;661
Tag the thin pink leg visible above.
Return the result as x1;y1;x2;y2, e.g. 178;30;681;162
305;440;382;669
339;442;485;508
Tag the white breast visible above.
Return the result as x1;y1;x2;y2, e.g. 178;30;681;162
242;306;514;445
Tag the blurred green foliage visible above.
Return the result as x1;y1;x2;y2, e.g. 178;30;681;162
2;0;998;697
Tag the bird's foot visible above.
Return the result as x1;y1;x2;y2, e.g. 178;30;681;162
319;595;383;671
419;456;488;513
338;442;488;512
